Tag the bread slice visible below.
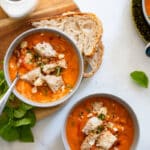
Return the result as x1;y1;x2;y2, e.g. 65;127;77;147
32;12;103;56
84;41;103;78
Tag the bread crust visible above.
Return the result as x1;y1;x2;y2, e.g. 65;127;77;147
83;41;104;78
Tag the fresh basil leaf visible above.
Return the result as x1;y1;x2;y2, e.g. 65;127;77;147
19;126;34;142
6;96;20;109
0;70;4;79
14;109;26;119
9;94;16;101
0;71;8;95
130;71;149;88
25;111;36;127
13;118;32;127
0;113;9;128
0;81;8;95
0;124;19;141
4;107;14;120
21;103;33;111
14;103;33;119
0;79;5;87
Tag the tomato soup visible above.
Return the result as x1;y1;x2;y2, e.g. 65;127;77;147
66;96;135;150
9;32;79;103
145;0;150;16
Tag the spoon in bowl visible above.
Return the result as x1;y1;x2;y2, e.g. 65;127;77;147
0;73;19;115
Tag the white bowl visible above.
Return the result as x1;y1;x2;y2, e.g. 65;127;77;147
4;28;84;107
62;93;139;150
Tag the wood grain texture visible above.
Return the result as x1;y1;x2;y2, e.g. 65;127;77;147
0;0;79;19
0;0;79;120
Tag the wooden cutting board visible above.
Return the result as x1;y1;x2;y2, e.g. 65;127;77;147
0;0;79;120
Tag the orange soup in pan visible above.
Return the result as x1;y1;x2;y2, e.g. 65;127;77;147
8;32;79;103
145;0;150;16
66;96;135;150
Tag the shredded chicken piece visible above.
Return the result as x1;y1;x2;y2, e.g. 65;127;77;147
92;102;103;113
98;107;107;116
87;113;93;118
81;133;100;150
32;86;37;93
82;117;102;135
57;59;67;68
24;53;33;64
43;75;64;93
34;42;57;57
96;130;117;150
33;77;44;87
42;59;67;74
92;102;107;115
58;53;65;59
21;68;41;83
20;41;28;49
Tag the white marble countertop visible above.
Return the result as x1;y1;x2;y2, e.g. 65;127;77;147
1;0;150;149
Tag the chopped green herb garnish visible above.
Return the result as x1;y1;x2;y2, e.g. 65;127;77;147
98;114;105;120
33;53;40;60
0;70;36;142
96;126;104;134
55;66;62;76
40;62;45;68
27;50;31;53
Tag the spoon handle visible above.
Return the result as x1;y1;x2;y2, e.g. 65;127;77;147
0;76;19;115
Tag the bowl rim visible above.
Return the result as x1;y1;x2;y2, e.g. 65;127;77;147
61;93;140;150
142;0;150;26
4;27;84;107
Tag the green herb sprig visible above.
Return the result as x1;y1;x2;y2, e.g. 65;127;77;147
0;70;36;142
